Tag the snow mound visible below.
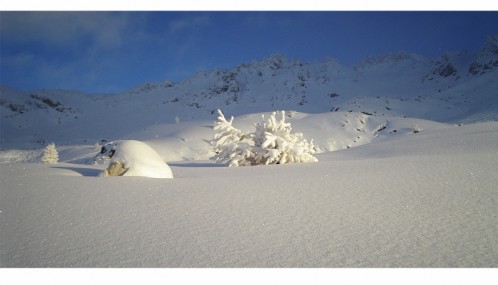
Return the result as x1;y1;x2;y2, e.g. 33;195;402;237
103;140;173;179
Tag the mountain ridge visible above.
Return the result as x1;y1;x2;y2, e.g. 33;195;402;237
1;35;497;149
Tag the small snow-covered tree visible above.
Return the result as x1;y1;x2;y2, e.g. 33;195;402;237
211;109;254;167
41;143;59;164
212;109;317;167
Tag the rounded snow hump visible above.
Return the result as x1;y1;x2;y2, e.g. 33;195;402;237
103;140;173;179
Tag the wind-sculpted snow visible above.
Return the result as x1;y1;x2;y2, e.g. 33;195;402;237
102;140;173;179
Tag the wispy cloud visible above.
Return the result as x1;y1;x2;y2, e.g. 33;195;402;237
2;53;37;69
242;12;292;28
168;15;210;34
0;12;141;92
1;12;130;49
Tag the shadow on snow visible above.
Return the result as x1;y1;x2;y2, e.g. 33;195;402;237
51;166;102;177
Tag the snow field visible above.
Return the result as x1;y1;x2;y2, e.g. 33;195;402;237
1;36;498;270
1;122;497;267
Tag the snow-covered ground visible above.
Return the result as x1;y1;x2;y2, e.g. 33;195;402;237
1;121;497;267
1;36;498;267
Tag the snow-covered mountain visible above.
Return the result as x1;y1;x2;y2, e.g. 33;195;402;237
2;36;498;268
1;36;497;152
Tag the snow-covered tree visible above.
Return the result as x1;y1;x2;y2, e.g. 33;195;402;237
253;111;317;165
213;138;254;167
212;109;317;167
211;109;254;167
41;143;59;164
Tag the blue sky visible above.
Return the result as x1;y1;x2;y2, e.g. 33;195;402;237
1;11;498;94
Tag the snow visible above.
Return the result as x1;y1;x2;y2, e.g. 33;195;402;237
103;140;173;179
1;36;497;151
1;122;497;267
1;37;498;267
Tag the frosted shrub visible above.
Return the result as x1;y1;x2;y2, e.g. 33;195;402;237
253;111;318;165
41;143;59;164
212;109;317;167
212;110;254;167
214;139;254;167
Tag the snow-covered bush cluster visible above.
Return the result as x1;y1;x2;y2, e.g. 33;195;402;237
212;109;318;167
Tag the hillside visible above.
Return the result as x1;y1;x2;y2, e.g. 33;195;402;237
1;35;498;268
1;121;497;267
1;36;497;152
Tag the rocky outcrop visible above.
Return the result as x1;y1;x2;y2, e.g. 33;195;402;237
103;161;129;176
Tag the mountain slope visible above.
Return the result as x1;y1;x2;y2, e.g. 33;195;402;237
1;35;497;151
1;37;498;268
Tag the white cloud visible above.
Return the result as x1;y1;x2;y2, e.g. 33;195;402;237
1;12;130;49
2;53;37;68
168;15;210;33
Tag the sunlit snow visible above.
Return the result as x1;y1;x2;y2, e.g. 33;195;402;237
1;37;498;267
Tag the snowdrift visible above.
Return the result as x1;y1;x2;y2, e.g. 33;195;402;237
103;140;173;179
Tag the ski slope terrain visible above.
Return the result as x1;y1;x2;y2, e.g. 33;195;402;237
0;36;497;267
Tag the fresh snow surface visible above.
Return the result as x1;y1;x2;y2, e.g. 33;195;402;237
1;122;497;267
1;39;498;267
104;140;173;179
